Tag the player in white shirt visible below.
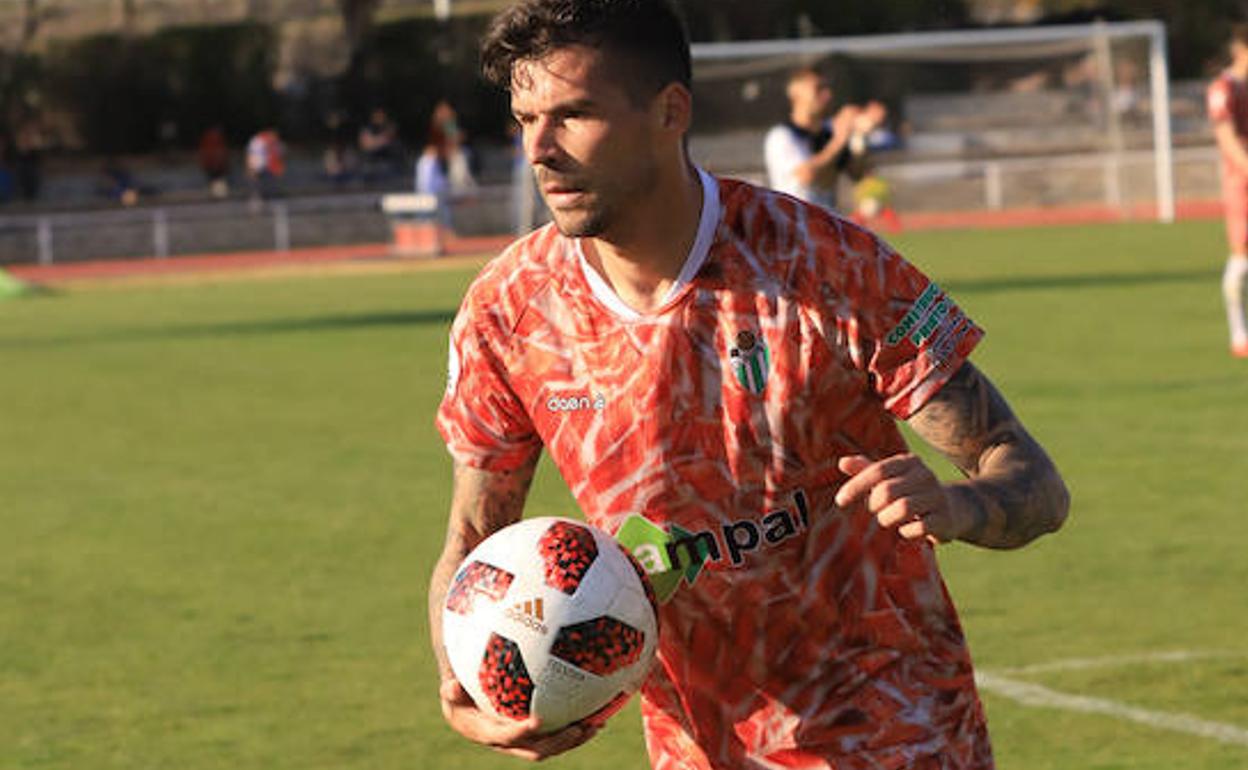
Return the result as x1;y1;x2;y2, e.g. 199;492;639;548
764;68;858;211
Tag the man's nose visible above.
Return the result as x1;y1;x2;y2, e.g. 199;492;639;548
525;117;559;166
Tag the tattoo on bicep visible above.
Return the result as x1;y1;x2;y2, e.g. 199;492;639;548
448;456;538;547
909;362;1021;475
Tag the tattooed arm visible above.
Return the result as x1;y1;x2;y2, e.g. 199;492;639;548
908;361;1069;548
429;457;537;679
428;455;601;760
835;361;1070;550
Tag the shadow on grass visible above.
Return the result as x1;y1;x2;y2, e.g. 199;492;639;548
945;268;1216;295
0;268;1223;349
0;309;458;349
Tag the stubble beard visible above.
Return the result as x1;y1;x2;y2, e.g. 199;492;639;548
546;160;658;240
548;200;611;238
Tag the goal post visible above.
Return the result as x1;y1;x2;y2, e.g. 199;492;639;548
689;20;1177;223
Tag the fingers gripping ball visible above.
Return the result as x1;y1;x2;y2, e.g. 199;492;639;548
442;517;659;731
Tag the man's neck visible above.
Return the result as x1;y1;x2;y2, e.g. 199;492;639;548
582;163;704;314
1233;60;1248;80
789;110;824;132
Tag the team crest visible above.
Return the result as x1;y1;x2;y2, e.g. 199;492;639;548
729;329;770;395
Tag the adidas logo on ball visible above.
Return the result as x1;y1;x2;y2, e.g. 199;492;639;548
505;598;549;635
442;517;659;730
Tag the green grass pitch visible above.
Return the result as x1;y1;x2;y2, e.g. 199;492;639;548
2;219;1247;769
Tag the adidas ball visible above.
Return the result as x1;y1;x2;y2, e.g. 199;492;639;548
442;517;659;731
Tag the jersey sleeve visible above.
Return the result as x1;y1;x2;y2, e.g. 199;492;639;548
822;221;983;420
764;126;808;193
436;302;542;472
1209;78;1232;124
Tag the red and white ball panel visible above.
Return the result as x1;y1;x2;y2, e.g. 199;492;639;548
442;517;659;731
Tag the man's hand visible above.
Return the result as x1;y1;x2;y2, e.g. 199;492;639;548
832;104;860;138
835;454;969;544
439;677;601;761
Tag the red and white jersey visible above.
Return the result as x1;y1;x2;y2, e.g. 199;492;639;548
438;170;992;769
1209;71;1248;182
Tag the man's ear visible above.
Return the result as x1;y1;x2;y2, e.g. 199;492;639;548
654;83;693;134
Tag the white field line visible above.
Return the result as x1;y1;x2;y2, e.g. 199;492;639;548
994;649;1242;676
977;655;1248;748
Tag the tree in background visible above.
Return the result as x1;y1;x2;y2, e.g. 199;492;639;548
1016;0;1248;75
0;0;51;130
8;0;1248;158
679;0;970;41
336;0;383;119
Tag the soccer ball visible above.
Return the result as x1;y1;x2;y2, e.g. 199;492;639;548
442;516;659;731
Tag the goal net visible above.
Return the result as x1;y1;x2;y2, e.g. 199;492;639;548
688;21;1178;223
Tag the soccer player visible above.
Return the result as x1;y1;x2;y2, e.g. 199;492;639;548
1208;24;1248;358
427;1;1070;767
764;68;860;212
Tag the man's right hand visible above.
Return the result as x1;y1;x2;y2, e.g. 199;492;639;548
439;677;602;761
833;105;861;138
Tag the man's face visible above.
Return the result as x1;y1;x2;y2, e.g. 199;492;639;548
511;45;661;238
1233;39;1248;67
791;74;833;119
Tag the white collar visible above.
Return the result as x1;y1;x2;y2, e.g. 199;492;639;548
576;167;720;321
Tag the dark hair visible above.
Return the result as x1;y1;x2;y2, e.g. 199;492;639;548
1234;23;1248;49
480;0;691;104
787;67;822;86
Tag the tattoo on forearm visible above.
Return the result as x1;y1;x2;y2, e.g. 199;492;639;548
960;489;992;542
909;363;1070;549
429;456;539;676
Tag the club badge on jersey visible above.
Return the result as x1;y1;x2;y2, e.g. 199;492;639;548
729;329;770;395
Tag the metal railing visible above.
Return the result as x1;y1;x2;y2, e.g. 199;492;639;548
0;186;517;266
724;145;1217;216
0;146;1222;267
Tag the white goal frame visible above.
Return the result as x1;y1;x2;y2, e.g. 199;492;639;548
691;20;1176;223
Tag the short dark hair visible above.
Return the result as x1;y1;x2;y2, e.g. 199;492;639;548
1234;23;1248;49
787;67;822;86
480;0;692;104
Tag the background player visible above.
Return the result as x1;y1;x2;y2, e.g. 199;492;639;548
428;0;1070;766
1208;24;1248;358
763;67;860;211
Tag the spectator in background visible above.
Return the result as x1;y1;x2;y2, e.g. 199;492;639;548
764;68;858;212
0;131;15;203
323;109;357;186
197;124;231;198
359;107;403;180
429;100;478;199
14;117;45;202
416;119;454;239
100;156;140;206
415;100;479;238
246;126;285;203
416;136;450;201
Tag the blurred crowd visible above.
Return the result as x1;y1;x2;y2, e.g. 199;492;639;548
0;68;916;239
0;118;49;204
0;100;482;212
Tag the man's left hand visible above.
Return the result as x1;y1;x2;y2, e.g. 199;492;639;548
834;454;968;544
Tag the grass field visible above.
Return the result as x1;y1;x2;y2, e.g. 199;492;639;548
3;219;1248;769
